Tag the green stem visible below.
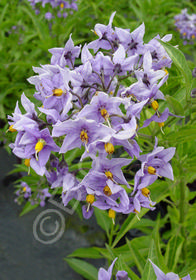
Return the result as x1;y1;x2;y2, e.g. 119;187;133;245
109;222;114;247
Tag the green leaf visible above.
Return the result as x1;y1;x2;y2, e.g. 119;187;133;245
112;181;169;249
165;95;184;115
126;238;146;275
65;258;98;280
0;3;8;25
151;218;168;272
94;208;112;237
166;125;196;144
67;247;102;259
112;208;148;248
141;240;157;280
19;201;39;216
165;235;184;271
158;40;192;94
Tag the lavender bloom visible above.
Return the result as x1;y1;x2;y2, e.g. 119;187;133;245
98;258;131;280
133;138;175;193
116;271;130;280
88;12;118;53
9;11;180;219
98;258;117;280
143;108;183;128
12;128;59;176
52;118;114;153
37;188;51;207
8;93;39;131
28;0;78;20
49;34;81;68
174;9;196;44
81;173;130;213
102;44;139;76
45;12;53;20
92;157;132;187
145;34;173;70
149;259;191;280
115;23;145;56
77;91;123;124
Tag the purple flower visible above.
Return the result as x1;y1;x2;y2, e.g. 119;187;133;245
133;137;175;193
149;259;191;280
77;91;123;124
142;108;183;128
12;128;59;175
88;12;118;53
37;188;51;207
98;258;117;280
52;118;114;154
102;44;138;76
45;12;53;20
115;23;145;56
49;34;81;68
116;271;130;280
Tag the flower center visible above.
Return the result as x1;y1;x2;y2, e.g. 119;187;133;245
147;166;156;175
8;125;17;132
24;158;31;167
80;130;88;143
60;2;64;8
141;187;150;197
103;185;112;196
86;194;95;205
52;88;64;96
104;142;114;154
158;122;164;128
23;187;27;192
105;170;113;180
108;209;115;219
151;100;159;111
100;108;109;119
35;139;46;160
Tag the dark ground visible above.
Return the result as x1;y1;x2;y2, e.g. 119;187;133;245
0;147;104;280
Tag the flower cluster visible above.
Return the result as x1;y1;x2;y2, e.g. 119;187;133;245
15;181;51;207
174;9;196;45
98;258;191;280
28;0;78;20
8;12;178;220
